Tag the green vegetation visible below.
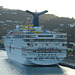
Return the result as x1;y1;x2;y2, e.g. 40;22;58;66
66;50;75;59
0;6;75;42
67;50;75;55
67;42;73;48
0;43;4;48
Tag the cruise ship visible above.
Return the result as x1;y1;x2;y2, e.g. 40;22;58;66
3;10;67;65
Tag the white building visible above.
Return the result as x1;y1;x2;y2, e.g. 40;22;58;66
6;20;13;23
69;24;75;27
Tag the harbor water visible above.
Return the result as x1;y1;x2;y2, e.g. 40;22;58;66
0;50;75;75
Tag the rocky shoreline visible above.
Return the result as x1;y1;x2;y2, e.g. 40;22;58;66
59;58;75;69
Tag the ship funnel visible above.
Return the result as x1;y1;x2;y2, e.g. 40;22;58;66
26;10;48;26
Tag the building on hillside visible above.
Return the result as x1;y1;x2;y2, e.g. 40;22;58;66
68;23;75;27
6;20;13;23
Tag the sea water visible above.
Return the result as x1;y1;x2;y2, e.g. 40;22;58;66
0;50;75;75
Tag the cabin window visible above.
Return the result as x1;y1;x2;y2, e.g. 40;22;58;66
56;58;59;59
45;58;49;59
38;35;53;37
44;54;46;56
31;43;34;46
46;43;49;46
51;54;53;56
39;58;43;59
34;58;38;59
48;54;50;56
41;54;43;56
50;58;54;59
38;54;40;56
9;37;11;38
27;43;29;46
61;57;63;59
33;50;36;53
55;54;56;55
30;58;32;59
35;43;37;46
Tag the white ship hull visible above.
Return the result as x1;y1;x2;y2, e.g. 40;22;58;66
4;37;67;65
6;51;33;65
6;50;65;65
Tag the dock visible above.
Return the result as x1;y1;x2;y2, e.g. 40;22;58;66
59;58;75;69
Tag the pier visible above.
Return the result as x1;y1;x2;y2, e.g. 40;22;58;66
59;58;75;69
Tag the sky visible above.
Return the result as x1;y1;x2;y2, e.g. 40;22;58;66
0;0;75;18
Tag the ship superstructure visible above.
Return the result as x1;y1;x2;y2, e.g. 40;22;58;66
3;10;67;65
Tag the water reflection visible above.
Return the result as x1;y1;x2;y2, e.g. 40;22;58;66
4;59;64;75
0;51;75;75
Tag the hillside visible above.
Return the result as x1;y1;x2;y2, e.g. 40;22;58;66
0;6;75;42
